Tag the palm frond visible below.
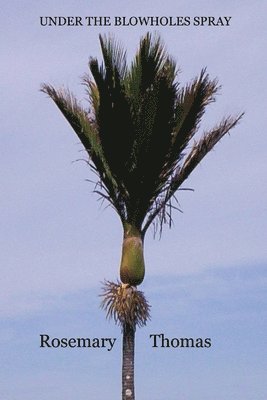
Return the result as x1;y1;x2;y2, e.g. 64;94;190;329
121;34;179;227
125;33;176;116
142;113;244;234
99;34;127;80
88;37;135;186
125;74;177;227
172;113;244;190
41;84;127;220
83;77;100;117
169;70;219;164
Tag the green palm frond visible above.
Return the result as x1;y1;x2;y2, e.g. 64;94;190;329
99;34;127;79
119;34;178;226
125;33;175;108
171;69;219;160
174;114;244;188
142;113;244;234
87;37;135;187
83;78;100;117
40;84;127;220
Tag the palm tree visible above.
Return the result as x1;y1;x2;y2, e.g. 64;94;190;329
41;32;243;400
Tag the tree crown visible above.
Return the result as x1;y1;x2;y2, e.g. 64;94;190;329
42;33;243;237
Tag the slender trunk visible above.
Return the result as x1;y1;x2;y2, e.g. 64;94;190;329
122;323;135;400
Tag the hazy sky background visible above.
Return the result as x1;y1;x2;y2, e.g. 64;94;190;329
1;1;267;399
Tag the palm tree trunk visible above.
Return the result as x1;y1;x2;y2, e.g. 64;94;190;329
122;323;135;400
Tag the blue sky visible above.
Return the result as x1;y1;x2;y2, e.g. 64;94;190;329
1;1;267;399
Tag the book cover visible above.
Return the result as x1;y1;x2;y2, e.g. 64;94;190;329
1;2;266;399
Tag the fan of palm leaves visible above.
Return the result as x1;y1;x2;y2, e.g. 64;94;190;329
41;32;243;237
